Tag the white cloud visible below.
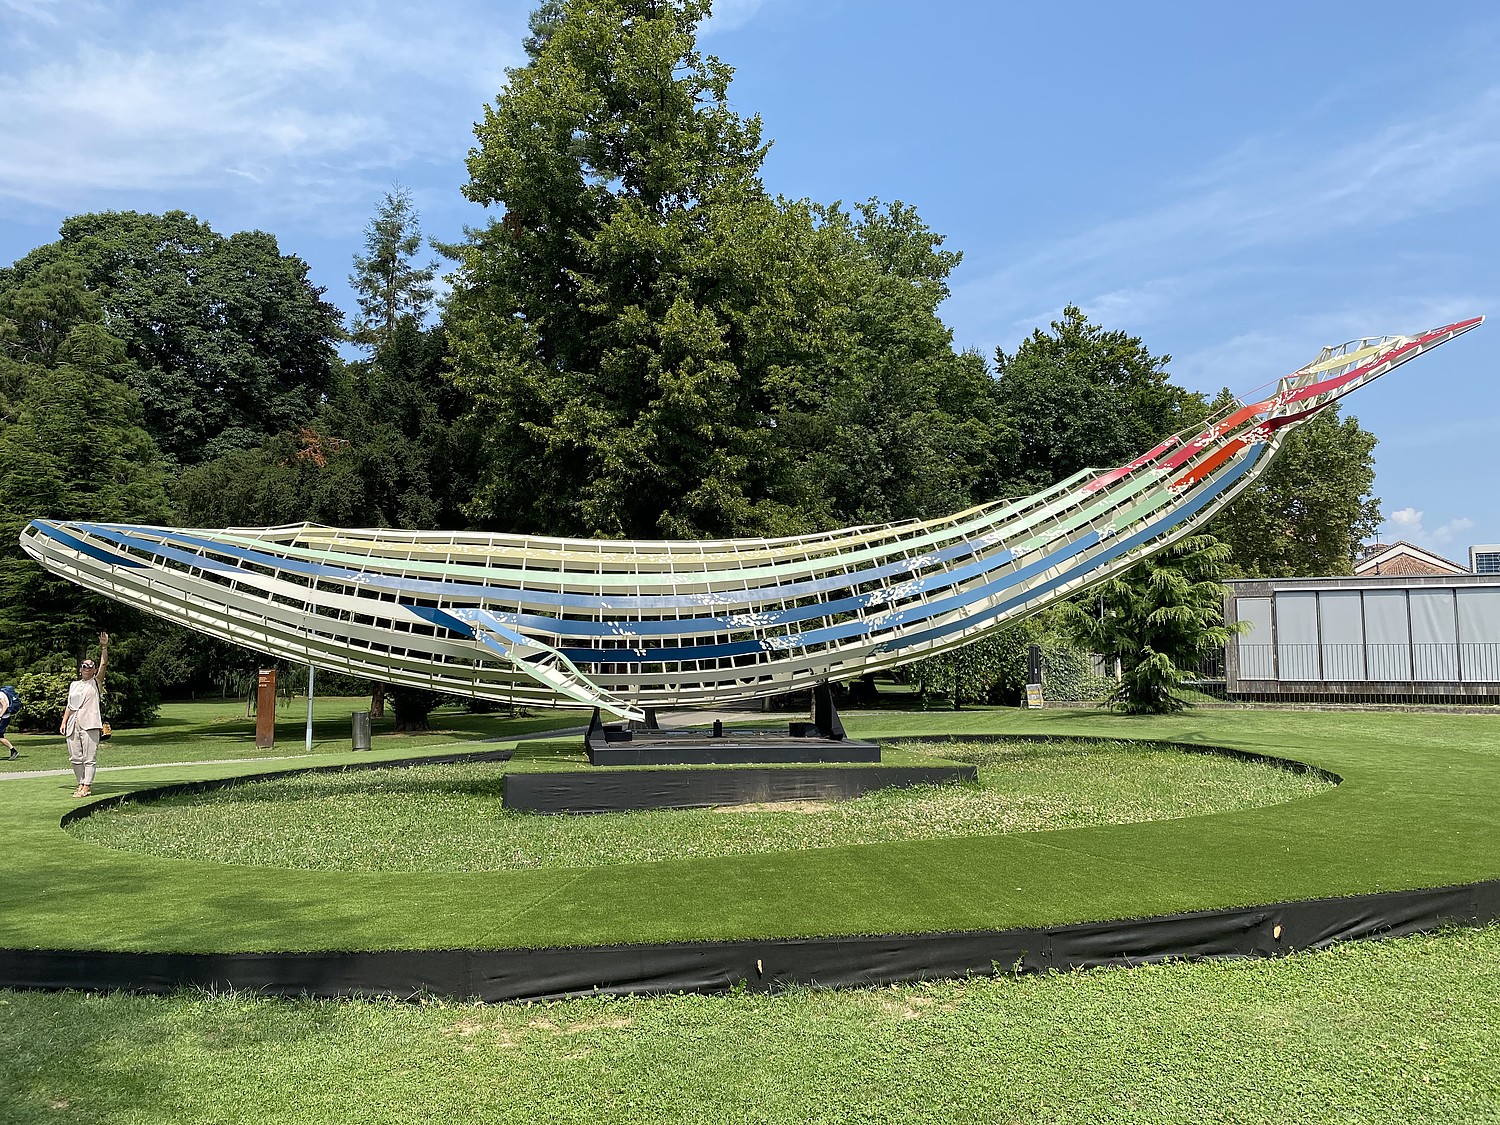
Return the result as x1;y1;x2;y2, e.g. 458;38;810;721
1170;294;1487;396
1388;507;1424;535
702;0;770;35
1385;507;1476;553
0;2;525;217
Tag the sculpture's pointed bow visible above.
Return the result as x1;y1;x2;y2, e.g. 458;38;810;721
1083;316;1483;497
1274;315;1484;415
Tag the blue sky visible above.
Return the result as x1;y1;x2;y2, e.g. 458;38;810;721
2;0;1496;558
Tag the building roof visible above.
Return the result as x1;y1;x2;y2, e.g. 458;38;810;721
1354;540;1469;578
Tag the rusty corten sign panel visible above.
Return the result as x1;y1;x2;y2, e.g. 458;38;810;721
255;669;276;750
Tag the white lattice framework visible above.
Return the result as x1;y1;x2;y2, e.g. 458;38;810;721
20;318;1482;720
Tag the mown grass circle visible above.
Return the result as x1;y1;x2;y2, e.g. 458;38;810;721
65;738;1333;873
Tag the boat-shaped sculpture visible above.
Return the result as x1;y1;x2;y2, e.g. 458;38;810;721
21;318;1482;720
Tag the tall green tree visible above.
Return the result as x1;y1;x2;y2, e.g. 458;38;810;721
992;306;1205;494
349;185;438;352
773;201;1001;527
327;319;482;531
450;0;998;539
1;211;342;464
179;184;478;537
449;0;784;538
0;305;173;720
1205;390;1381;576
1064;534;1242;713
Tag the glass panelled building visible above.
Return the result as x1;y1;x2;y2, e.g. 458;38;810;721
1226;574;1500;700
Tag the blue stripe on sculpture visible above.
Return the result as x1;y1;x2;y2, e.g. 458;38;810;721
28;521;148;570
401;603;479;638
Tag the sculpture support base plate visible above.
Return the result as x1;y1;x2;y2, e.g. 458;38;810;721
585;684;875;765
586;736;881;766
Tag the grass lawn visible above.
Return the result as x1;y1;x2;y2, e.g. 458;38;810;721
2;925;1496;1124
4;702;1499;1123
68;739;1330;872
0;704;1497;953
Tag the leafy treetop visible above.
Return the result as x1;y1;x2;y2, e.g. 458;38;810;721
1;210;342;465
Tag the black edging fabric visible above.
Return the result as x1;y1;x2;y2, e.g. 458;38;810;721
2;881;1496;1001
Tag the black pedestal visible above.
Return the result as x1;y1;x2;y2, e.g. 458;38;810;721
585;684;877;765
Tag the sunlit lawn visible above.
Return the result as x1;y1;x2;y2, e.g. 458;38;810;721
2;925;1496;1124
4;700;1500;1122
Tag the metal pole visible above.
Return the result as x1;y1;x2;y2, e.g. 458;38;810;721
305;664;315;753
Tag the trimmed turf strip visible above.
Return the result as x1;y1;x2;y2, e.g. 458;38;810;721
3;925;1498;1124
65;739;1331;872
1;707;1498;953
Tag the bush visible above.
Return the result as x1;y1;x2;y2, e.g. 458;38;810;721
16;667;71;733
910;614;1116;709
1039;639;1114;703
913;634;1021;709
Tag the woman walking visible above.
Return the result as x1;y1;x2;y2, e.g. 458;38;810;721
60;632;108;798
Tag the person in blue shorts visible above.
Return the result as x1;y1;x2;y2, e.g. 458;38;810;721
0;683;19;759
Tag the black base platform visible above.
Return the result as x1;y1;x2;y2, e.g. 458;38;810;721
587;734;882;766
503;764;977;813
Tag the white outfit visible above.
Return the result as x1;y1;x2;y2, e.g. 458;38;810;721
65;678;103;785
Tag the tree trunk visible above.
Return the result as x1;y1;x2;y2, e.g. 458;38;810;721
370;683;386;719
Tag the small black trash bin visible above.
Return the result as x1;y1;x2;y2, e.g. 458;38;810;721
351;710;372;751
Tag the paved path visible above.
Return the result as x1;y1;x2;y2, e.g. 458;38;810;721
0;752;325;782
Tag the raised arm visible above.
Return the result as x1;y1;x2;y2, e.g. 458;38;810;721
96;631;110;684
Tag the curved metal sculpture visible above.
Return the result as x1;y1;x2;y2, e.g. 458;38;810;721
20;318;1482;720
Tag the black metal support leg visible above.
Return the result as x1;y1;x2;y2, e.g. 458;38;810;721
813;682;846;741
